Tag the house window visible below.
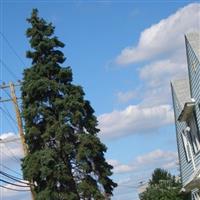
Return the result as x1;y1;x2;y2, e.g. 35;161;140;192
192;189;200;200
191;60;198;72
181;111;200;162
186;111;200;154
181;129;192;162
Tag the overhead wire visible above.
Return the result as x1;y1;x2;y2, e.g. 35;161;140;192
0;67;25;188
0;171;32;186
0;104;16;124
0;5;4;197
0;32;26;67
0;179;30;187
1;144;21;163
0;88;24;164
0;170;22;180
0;137;20;144
2;87;12;99
0;106;21;163
117;184;140;189
0;59;19;81
0;106;18;133
0;184;30;192
1;87;18;122
0;105;21;164
0;163;22;177
0;9;26;196
0;84;22;133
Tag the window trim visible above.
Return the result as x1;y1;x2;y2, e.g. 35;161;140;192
186;111;200;154
192;189;200;200
181;129;192;162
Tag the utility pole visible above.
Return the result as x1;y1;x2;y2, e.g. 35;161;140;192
0;81;35;200
9;82;27;155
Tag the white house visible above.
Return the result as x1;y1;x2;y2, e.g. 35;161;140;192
171;32;200;200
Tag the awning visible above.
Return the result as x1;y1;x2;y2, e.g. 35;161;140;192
178;100;195;122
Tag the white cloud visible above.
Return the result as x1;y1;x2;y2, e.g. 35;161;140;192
0;133;30;200
116;3;200;65
98;104;173;139
0;132;17;140
106;4;192;199
108;159;135;173
1;143;23;163
116;90;136;103
136;149;177;166
111;150;179;199
162;161;178;169
108;149;178;174
137;47;188;105
139;58;186;88
105;3;199;140
0;132;24;163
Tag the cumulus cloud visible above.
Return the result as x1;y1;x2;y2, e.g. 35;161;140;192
98;104;174;139
108;159;135;173
138;53;188;106
116;3;200;65
116;90;136;103
111;150;178;199
0;132;17;140
0;132;23;163
107;149;178;174
102;3;199;140
135;149;177;167
139;58;186;88
0;133;29;200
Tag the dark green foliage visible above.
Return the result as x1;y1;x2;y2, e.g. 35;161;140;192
139;168;187;200
21;9;117;200
149;168;177;186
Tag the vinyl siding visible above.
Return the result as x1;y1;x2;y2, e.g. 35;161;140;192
171;33;200;187
171;85;194;185
186;36;200;172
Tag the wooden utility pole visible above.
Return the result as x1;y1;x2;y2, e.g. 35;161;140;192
0;82;35;200
9;82;28;155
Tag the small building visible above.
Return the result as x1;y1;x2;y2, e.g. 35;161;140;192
171;32;200;200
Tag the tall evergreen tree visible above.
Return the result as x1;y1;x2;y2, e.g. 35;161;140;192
21;9;117;200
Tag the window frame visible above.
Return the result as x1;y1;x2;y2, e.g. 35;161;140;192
181;129;192;162
186;110;200;154
192;189;200;200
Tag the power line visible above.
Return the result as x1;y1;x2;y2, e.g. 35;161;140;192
0;179;30;187
1;146;21;163
0;104;17;123
0;137;20;144
0;171;32;186
2;87;13;100
0;32;26;67
0;184;30;192
0;170;27;183
0;163;22;177
1;88;18;123
0;106;18;133
0;171;24;182
1;143;21;163
117;184;139;189
0;59;19;80
0;82;35;199
0;84;22;133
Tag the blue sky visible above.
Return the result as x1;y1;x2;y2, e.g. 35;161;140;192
0;1;199;200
